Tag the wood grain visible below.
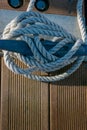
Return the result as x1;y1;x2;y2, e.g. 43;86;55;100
50;63;87;130
1;59;9;130
1;59;49;130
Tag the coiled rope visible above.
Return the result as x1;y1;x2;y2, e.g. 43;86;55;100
1;0;86;82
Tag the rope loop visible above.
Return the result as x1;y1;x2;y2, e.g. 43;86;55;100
2;0;87;82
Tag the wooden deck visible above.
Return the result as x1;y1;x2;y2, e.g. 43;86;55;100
0;0;87;130
1;61;87;130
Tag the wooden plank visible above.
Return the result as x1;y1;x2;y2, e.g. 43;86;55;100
0;0;77;15
1;59;49;130
50;63;87;130
49;0;77;15
41;83;49;130
1;59;9;130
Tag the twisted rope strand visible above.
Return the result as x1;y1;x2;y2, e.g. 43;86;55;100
2;0;86;82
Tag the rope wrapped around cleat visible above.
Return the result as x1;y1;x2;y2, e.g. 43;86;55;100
2;0;87;82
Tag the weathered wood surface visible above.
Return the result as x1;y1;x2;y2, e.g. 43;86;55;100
0;0;87;130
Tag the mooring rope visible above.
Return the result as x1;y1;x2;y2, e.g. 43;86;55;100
2;0;86;82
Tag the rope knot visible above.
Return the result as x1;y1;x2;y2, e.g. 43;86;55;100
2;0;86;82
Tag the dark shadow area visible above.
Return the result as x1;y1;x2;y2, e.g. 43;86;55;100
50;62;87;86
50;0;77;14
